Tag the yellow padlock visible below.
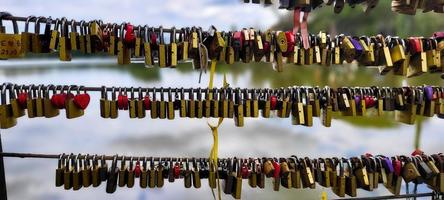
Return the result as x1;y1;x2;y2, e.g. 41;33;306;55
0;12;23;59
0;83;17;129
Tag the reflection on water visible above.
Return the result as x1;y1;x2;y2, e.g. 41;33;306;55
0;59;443;200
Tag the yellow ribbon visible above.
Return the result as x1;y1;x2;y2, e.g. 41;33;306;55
207;59;228;200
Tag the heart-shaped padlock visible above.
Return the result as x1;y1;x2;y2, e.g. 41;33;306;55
73;93;90;110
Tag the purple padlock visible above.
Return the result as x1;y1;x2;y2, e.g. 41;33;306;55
424;86;433;101
354;95;361;107
383;157;394;173
350;37;363;55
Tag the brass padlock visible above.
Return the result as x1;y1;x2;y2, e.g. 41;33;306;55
156;159;164;188
69;20;79;51
192;159;201;188
185;88;195;118
261;89;271;118
91;155;101;187
59;18;72;61
148;158;156;188
234;88;244;127
9;84;25;118
151;88;159;119
21;15;36;54
55;154;66;187
243;89;251;118
34;85;44;117
196;88;203;119
158;88;166;119
82;155;92;188
137;88;146;118
63;154;73;190
26;84;37;118
118;156;127;187
204;88;211;118
168;27;178;67
31;16;44;53
49;18;60;51
110;87;119;119
127;157;135;188
128;87;137;118
140;158;148;188
389;37;406;64
109;24;118;56
117;23;131;65
179;88;187;118
100;86;110;118
0;12;23;59
78;20;87;54
178;27;189;61
65;86;84;119
143;26;154;67
158;26;166;67
84;21;92;54
72;154;83;191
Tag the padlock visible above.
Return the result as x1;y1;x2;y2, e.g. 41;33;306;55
55;154;66;187
157;26;166;67
21;15;35;54
82;154;92;188
59;18;72;61
117;22;131;65
0;12;23;59
65;86;85;119
49;18;60;51
137;87;146;118
72;154;83;191
168;27;178;67
106;155;119;193
78;20;87;54
144;26;154;66
69;20;79;51
63;154;73;190
34;85;44;117
9;84;25;118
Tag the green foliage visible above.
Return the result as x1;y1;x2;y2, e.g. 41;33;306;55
272;1;444;37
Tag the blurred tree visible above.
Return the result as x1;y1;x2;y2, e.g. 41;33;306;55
271;1;444;37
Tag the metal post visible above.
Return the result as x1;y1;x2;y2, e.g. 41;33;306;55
0;132;7;200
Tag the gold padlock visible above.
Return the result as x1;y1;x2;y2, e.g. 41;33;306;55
69;20;79;51
49;18;60;51
0;83;17;129
0;12;23;59
9;84;25;118
59;18;72;61
65;86;84;119
144;26;154;67
117;23;131;65
158;26;166;67
21;15;35;54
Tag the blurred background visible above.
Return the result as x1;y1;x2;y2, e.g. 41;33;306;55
1;0;444;200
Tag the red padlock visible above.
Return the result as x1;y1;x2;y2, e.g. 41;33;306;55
117;88;129;110
51;87;71;109
174;162;181;179
272;160;281;178
409;37;422;55
150;28;157;45
73;87;90;110
134;161;141;177
241;162;250;179
233;31;243;48
270;95;278;110
263;41;270;53
144;94;151;110
283;31;295;57
17;91;28;108
392;159;402;176
124;23;136;46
